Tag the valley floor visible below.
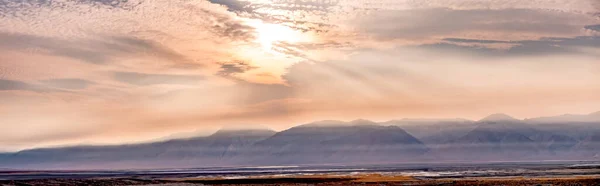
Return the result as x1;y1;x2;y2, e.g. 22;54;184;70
3;162;600;186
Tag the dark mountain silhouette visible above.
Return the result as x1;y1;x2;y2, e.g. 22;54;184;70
460;114;538;142
479;113;520;122
248;120;428;164
428;114;579;161
524;112;600;141
432;121;539;161
573;131;600;158
0;129;276;169
527;111;600;123
383;119;476;144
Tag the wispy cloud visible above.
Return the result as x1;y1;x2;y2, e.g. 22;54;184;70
207;0;252;12
113;72;205;86
438;36;600;56
0;32;187;65
40;79;94;90
217;61;257;78
585;24;600;32
0;79;44;92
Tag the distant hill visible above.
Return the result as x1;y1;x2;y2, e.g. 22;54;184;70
573;131;600;158
383;119;476;144
1;112;600;169
0;129;276;169
428;114;580;161
249;120;428;164
479;113;521;122
526;111;600;123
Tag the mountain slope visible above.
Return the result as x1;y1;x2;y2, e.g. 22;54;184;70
0;129;276;169
428;114;578;161
479;113;520;122
249;120;428;164
383;119;476;144
573;131;600;158
527;111;600;123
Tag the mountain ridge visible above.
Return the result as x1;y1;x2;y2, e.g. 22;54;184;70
479;113;520;122
527;112;600;123
1;111;600;169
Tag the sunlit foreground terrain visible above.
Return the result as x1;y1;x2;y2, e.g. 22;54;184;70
2;162;600;185
3;176;600;186
1;173;600;186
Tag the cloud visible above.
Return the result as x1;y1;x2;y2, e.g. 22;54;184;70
0;32;107;64
225;0;598;43
443;38;513;44
0;79;72;93
40;79;94;90
209;0;339;15
585;24;600;32
0;32;187;65
75;0;135;7
0;0;256;73
436;36;600;57
592;0;600;14
204;9;256;42
107;36;188;62
217;61;257;77
113;72;205;86
0;1;140;21
340;0;596;12
0;79;41;92
355;8;597;42
507;37;600;55
207;0;252;12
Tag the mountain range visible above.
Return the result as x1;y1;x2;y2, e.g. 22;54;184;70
1;112;600;169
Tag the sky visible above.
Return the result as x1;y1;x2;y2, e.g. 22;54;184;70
0;0;599;151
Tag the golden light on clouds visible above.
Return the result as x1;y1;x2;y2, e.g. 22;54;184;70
0;0;599;151
230;19;315;84
249;20;305;52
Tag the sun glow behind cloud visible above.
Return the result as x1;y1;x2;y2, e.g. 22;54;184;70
249;20;305;52
227;18;315;84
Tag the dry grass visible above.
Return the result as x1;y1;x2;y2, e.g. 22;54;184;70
169;174;600;186
351;174;416;182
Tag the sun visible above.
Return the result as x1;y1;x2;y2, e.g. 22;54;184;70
232;19;312;84
248;20;304;52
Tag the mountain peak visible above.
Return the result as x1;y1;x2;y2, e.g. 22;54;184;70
211;129;276;137
348;119;378;126
385;118;472;124
299;120;346;127
298;119;379;128
479;113;519;122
